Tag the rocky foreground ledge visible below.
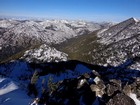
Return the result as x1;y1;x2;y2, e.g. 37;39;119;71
47;70;140;105
0;59;140;105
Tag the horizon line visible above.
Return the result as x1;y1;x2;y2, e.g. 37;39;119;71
0;15;138;23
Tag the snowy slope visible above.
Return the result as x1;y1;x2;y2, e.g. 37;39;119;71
0;19;101;47
87;17;140;67
0;77;31;105
39;19;101;43
98;17;140;45
129;93;140;105
0;20;52;46
0;19;19;28
40;19;101;35
55;17;140;69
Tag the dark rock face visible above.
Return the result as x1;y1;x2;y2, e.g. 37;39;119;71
107;93;136;105
106;79;122;96
131;78;140;100
37;71;140;105
43;72;138;105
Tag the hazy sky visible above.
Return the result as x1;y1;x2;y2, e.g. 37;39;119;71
0;0;140;22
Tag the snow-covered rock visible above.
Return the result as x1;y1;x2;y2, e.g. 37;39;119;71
129;93;140;105
21;44;68;63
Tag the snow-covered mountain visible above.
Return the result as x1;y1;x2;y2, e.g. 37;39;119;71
0;19;19;28
57;17;140;69
0;19;102;62
40;19;101;36
98;17;140;45
0;19;101;46
94;17;140;67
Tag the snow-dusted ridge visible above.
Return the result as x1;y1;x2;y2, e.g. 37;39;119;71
97;17;139;44
0;19;101;46
0;18;104;61
89;17;140;68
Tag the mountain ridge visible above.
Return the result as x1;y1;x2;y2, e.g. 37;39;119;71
0;19;103;62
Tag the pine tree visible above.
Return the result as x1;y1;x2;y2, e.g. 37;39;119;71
28;70;39;97
31;70;39;84
47;76;58;94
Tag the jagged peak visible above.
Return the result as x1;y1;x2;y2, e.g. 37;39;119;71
129;17;139;22
133;17;139;22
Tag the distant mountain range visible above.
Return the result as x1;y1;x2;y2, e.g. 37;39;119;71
0;19;113;62
1;18;140;69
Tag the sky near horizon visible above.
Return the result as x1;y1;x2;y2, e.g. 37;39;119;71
0;0;140;22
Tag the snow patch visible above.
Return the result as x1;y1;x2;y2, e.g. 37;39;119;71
0;78;18;95
0;77;31;105
94;77;100;84
129;93;140;105
133;18;139;23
